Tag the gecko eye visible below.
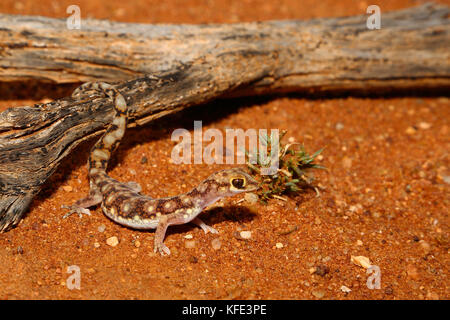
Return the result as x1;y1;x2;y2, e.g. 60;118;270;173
231;178;245;189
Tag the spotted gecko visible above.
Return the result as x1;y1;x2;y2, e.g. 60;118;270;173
63;82;259;255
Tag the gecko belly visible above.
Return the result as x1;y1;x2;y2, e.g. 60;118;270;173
102;206;159;229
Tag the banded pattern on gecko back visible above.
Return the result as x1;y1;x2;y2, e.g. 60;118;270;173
63;82;259;256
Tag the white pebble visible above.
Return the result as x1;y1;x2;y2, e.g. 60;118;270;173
211;238;222;250
240;231;252;239
106;236;119;247
340;285;352;293
185;240;196;249
418;122;431;130
351;255;371;269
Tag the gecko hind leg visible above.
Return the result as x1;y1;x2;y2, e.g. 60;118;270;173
62;192;103;219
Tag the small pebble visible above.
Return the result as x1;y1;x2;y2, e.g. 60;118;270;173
441;175;450;185
335;122;344;130
349;204;363;214
356;240;363;246
406;264;419;280
240;231;252;239
98;224;106;233
371;211;381;219
106;236;119;247
275;242;284;249
405;126;417;135
184;234;193;239
426;291;439;300
419;240;431;254
185;240;196;249
93;242;100;248
211;238;222;250
342;156;352;169
140;156;148;164
188;255;198;263
418;122;431;130
134;240;141;248
340;285;352;293
384;286;394;295
62;185;73;192
314;265;330;277
351;255;371;269
311;290;325;299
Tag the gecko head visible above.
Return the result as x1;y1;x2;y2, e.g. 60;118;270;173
198;168;259;198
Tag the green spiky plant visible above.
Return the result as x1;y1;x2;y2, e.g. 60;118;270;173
245;130;325;202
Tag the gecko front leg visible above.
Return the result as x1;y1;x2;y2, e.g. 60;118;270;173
154;216;171;255
192;217;218;234
153;214;218;255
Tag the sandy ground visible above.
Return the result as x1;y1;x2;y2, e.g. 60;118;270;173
0;0;448;299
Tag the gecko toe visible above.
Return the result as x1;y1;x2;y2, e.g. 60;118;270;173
202;225;218;234
62;205;91;219
154;243;171;256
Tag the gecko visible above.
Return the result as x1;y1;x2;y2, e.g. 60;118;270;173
63;82;259;255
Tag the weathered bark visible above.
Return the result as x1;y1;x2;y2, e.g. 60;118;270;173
0;3;449;232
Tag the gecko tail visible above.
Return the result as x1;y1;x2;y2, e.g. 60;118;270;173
86;82;128;174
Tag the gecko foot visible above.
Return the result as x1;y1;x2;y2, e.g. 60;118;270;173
154;242;171;256
192;217;218;234
61;205;92;219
